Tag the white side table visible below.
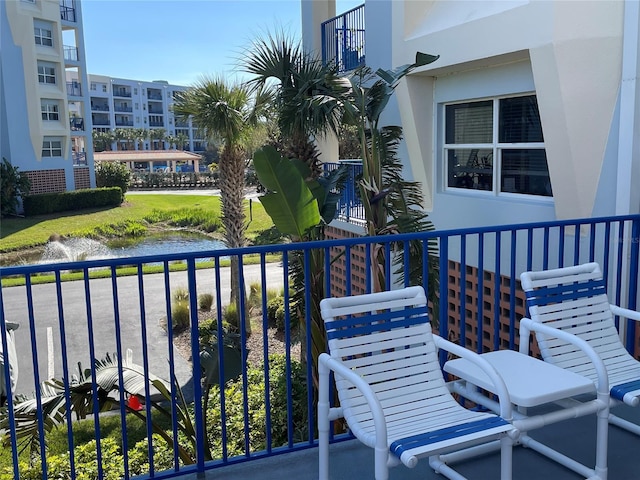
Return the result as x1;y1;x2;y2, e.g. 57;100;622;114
444;349;609;480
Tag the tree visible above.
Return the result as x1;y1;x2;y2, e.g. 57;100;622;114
176;132;189;151
0;158;31;217
149;128;166;150
243;30;347;178
173;76;269;333
343;53;440;297
91;131;115;152
95;161;130;202
132;128;149;151
112;128;128;151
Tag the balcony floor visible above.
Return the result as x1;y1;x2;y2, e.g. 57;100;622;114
176;406;640;480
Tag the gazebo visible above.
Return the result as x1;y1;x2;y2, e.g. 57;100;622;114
93;150;202;173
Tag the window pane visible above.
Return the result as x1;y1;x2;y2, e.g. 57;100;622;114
447;148;493;190
499;95;543;143
445;101;493;144
501;149;551;196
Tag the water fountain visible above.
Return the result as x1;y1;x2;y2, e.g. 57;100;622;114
41;236;114;263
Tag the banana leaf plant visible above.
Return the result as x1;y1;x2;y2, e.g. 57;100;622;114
0;346;242;465
253;145;347;383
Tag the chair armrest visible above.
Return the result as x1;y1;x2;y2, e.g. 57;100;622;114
519;318;609;395
434;335;513;421
318;353;388;457
610;304;640;322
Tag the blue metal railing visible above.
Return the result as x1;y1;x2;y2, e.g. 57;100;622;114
323;160;365;223
321;4;365;74
0;214;639;478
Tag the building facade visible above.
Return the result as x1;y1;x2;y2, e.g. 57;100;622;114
87;75;205;153
303;0;640;352
1;0;95;195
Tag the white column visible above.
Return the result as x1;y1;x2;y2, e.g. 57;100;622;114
616;0;640;216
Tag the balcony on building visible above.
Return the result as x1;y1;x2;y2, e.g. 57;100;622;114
148;105;164;114
72;151;87;166
91;113;109;126
90;99;109;112
114;102;133;113
115;119;134;127
69;116;84;131
149;121;164;127
113;85;132;98
321;3;365;74
59;0;76;22
66;81;82;97
63;45;78;63
147;88;163;100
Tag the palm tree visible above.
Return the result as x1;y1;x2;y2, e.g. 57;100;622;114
242;31;347;178
133;127;149;151
176;132;189;151
149;128;166;150
173;76;268;332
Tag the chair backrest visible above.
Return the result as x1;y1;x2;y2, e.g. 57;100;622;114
319;286;453;437
521;262;634;383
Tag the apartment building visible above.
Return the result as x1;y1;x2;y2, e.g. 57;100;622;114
1;0;95;195
87;75;205;153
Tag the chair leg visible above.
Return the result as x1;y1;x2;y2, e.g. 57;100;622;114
318;364;330;480
500;435;513;480
374;447;389;480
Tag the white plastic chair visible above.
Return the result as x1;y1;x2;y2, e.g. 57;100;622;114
318;286;515;480
520;262;640;436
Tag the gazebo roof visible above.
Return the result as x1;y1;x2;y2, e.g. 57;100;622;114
94;150;202;162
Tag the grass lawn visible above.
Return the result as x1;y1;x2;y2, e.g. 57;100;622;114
0;194;274;253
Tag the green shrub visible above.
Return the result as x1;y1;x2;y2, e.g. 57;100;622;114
143;208;221;233
172;287;190;303
199;293;214;311
0;157;30;217
128;434;182;474
205;354;307;458
171;301;190;330
95;161;130;201
222;303;240;332
23;187;122;216
266;295;285;329
10;438;125;480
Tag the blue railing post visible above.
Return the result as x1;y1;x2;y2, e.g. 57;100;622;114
626;217;640;352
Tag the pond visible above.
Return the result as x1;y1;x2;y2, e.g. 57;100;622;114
1;232;227;267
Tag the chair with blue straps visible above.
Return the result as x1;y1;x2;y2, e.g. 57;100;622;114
520;262;640;436
318;286;516;480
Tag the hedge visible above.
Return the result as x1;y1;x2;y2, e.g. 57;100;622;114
23;187;122;216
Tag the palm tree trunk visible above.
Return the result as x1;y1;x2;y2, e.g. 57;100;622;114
219;147;250;334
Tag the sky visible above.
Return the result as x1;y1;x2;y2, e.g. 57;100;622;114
79;0;362;87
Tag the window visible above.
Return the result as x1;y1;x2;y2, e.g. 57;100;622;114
134;88;138;95
42;137;63;157
444;94;551;197
102;84;107;92
37;62;56;84
40;99;59;121
90;83;96;91
34;24;53;46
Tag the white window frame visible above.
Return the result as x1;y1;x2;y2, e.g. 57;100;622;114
40;99;60;121
37;62;56;84
42;137;63;157
34;24;53;46
443;93;551;199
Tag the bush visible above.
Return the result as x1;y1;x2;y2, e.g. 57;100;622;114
23;187;121;216
266;295;285;330
199;293;214;311
95;161;130;201
0;157;30;217
171;301;190;330
205;354;307;458
222;303;240;332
